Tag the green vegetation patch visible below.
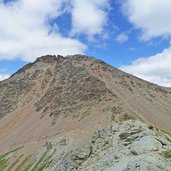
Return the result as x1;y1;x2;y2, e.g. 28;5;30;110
7;154;24;171
0;155;8;171
15;155;33;171
0;146;24;171
30;148;56;171
162;150;171;159
31;151;48;171
2;146;24;158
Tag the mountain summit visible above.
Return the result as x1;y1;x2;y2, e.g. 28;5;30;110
0;55;171;170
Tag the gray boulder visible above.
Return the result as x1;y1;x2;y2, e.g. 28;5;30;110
123;156;168;171
130;136;162;155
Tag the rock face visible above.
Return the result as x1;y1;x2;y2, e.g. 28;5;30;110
1;55;171;130
0;55;171;170
2;120;170;171
130;136;162;155
53;120;171;171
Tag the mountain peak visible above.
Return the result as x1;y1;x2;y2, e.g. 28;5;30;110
34;54;93;63
35;55;57;62
1;54;171;133
34;54;65;63
1;54;171;170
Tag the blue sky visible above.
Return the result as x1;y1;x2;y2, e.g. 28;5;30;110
1;0;171;87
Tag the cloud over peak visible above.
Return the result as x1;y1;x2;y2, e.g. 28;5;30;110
70;0;110;37
0;0;110;62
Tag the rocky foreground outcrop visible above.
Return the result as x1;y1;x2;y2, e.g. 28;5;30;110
2;120;170;171
51;120;171;171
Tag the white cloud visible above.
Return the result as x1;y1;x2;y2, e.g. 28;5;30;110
115;33;128;43
70;0;110;38
122;0;171;40
0;74;10;81
0;0;88;62
120;1;171;87
120;47;171;87
129;47;136;51
0;0;110;62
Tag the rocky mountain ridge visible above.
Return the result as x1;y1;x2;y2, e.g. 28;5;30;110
0;54;171;170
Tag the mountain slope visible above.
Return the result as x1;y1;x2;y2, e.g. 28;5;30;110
0;54;171;170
